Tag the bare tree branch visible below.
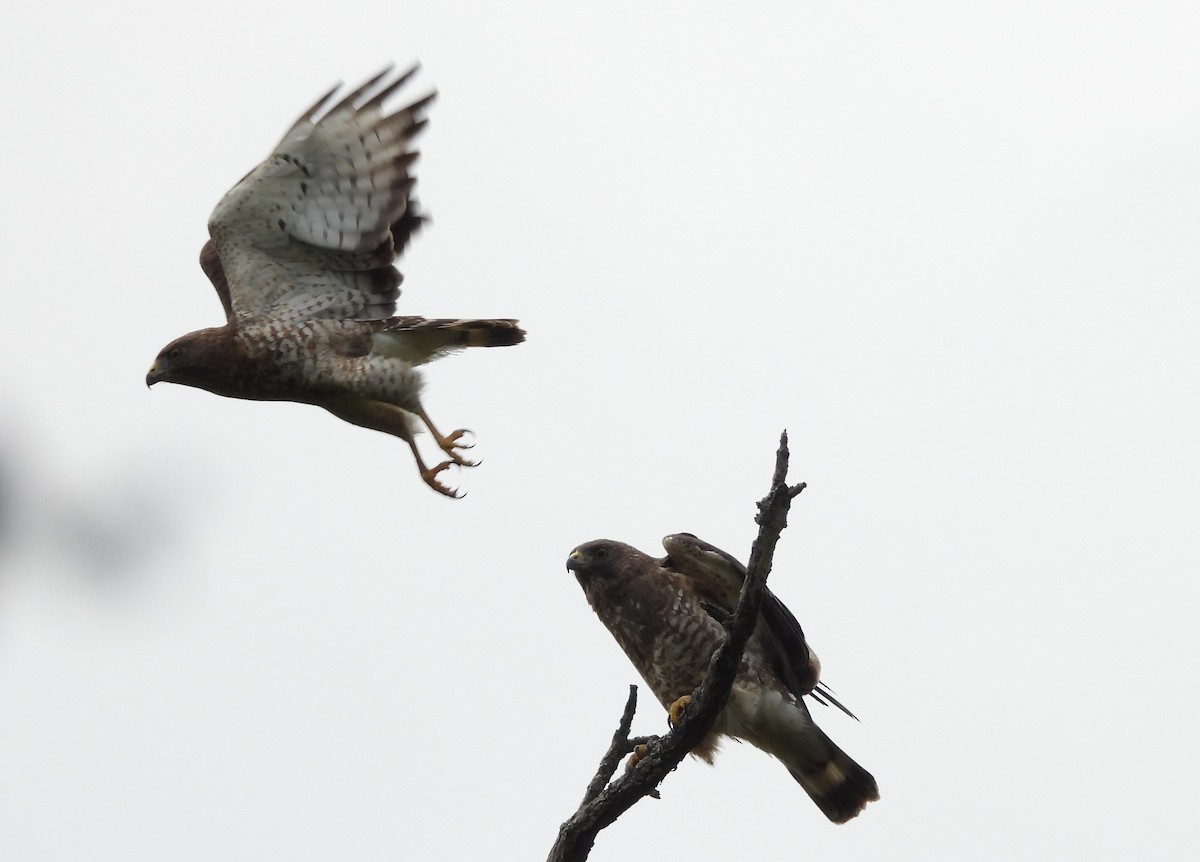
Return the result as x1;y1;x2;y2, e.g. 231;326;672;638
547;431;805;862
579;686;639;805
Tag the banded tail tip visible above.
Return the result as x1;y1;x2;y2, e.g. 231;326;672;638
464;319;525;347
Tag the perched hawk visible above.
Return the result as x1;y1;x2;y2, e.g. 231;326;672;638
567;533;879;823
146;66;524;497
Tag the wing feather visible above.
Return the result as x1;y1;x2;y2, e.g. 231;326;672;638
205;65;435;324
198;239;234;323
660;533;858;719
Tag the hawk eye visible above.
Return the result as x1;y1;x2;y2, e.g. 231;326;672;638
595;546;609;560
168;346;183;360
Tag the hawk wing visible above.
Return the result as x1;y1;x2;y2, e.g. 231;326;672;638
660;533;857;719
198;240;234;323
205;66;434;325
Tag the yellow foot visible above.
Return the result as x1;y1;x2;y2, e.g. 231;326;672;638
436;428;479;467
668;695;693;729
625;743;649;770
419;461;463;498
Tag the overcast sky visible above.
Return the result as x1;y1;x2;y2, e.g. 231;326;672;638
2;1;1198;859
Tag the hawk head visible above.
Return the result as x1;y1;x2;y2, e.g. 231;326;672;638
568;538;670;624
567;540;655;603
146;327;247;397
566;540;630;582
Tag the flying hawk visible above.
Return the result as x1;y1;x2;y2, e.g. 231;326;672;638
146;66;524;497
567;533;878;823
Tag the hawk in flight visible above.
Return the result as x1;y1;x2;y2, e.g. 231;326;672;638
568;533;878;823
146;66;524;497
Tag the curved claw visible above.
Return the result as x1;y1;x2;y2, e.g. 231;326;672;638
437;428;479;467
420;460;464;499
442;428;477;450
446;451;480;468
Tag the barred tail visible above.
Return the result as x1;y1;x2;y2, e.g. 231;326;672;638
782;728;879;824
451;319;525;347
373;318;525;363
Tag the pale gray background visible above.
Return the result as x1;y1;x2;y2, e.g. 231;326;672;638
2;1;1198;859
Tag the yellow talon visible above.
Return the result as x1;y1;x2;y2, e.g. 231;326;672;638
668;695;693;729
626;743;649;769
418;461;462;498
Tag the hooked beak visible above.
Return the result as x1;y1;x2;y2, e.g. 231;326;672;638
566;548;584;572
146;364;162;388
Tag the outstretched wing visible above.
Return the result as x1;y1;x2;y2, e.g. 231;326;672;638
206;66;434;325
660;533;857;719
